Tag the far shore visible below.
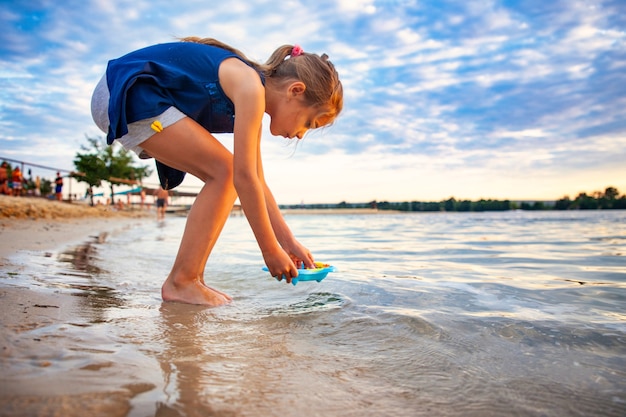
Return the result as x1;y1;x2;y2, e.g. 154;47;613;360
280;208;393;215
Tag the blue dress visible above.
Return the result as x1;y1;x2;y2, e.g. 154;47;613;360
105;42;262;189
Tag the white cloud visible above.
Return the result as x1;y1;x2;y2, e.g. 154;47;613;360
396;28;421;44
337;0;376;15
491;129;547;139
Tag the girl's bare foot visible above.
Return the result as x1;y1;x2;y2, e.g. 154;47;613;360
162;278;232;306
201;282;233;302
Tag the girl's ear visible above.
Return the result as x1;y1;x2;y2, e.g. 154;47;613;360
288;81;306;97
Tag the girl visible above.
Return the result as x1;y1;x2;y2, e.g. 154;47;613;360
91;38;343;306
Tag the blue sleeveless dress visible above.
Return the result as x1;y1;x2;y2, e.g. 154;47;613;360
105;42;261;189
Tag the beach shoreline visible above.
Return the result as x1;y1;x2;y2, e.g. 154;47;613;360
0;195;150;259
0;195;154;415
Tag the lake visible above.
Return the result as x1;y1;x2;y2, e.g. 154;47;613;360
3;209;625;416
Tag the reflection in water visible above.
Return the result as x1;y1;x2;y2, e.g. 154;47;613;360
156;303;238;417
41;233;126;320
267;292;345;316
57;241;104;275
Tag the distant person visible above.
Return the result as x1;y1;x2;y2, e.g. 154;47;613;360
54;172;64;201
34;176;41;197
154;186;169;221
25;168;33;196
90;37;342;306
0;162;8;195
11;166;22;197
140;187;146;210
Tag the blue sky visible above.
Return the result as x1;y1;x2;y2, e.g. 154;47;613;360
1;0;625;204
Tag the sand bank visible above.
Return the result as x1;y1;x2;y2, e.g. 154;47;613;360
0;195;149;259
0;195;154;416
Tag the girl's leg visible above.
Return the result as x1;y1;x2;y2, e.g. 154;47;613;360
140;118;238;306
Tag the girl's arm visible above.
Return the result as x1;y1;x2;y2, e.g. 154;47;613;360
220;58;298;280
255;138;315;269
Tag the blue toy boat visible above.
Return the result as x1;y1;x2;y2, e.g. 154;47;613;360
262;262;336;285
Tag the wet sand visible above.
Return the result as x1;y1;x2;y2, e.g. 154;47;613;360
0;196;151;416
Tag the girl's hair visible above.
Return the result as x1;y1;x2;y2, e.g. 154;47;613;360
180;37;343;125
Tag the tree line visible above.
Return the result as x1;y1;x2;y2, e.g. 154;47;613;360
552;187;626;210
280;187;626;212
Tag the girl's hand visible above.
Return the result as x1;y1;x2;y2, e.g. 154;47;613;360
264;248;298;284
285;239;315;269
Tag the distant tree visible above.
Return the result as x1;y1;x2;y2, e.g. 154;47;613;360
521;201;545;210
555;196;571;210
456;200;472;212
443;197;456;212
573;192;599;210
398;201;410;211
423;201;441;211
73;135;152;205
604;186;619;200
600;186;619;209
532;201;545;210
73;138;107;205
40;178;52;196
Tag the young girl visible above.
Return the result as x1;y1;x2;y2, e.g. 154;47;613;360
91;37;343;306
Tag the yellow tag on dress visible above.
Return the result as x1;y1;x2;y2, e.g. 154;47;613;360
150;120;163;133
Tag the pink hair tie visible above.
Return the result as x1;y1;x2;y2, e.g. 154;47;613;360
291;45;303;57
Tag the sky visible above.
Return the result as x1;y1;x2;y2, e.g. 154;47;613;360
1;0;625;204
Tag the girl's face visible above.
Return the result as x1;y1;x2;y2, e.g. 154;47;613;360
268;81;331;139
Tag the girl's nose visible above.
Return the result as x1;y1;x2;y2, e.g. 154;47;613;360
296;128;308;139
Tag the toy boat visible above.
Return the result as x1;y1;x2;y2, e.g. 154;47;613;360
262;262;336;285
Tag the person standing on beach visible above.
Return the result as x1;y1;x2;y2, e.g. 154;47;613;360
11;166;23;197
154;186;169;221
140;187;147;210
34;175;41;197
54;172;63;201
90;37;342;306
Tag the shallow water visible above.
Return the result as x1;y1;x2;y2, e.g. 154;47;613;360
2;210;625;416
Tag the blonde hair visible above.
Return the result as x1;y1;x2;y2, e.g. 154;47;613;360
180;37;343;125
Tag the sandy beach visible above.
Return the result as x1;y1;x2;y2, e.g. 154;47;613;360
0;196;152;416
0;196;150;258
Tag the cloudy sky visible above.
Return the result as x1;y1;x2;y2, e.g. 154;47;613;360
1;0;625;204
